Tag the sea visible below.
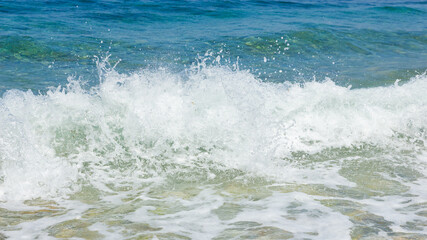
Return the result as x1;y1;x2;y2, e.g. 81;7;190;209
0;0;426;239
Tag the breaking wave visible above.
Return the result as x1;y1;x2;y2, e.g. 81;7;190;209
0;63;426;201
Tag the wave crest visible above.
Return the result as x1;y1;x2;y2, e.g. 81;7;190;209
1;65;426;201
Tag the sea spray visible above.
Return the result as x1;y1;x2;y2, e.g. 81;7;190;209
1;65;426;202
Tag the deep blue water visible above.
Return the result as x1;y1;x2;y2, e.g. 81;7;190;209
1;0;426;93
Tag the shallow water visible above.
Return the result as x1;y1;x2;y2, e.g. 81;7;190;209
1;0;426;239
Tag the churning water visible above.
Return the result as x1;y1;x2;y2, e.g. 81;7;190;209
0;0;426;239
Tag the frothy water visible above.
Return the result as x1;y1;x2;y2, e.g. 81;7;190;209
1;63;426;239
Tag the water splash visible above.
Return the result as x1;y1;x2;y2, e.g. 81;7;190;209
1;63;426;202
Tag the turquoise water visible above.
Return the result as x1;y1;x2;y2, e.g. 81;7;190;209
1;0;426;91
0;1;427;239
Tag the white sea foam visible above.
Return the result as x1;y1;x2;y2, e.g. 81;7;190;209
0;65;426;202
1;65;427;239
